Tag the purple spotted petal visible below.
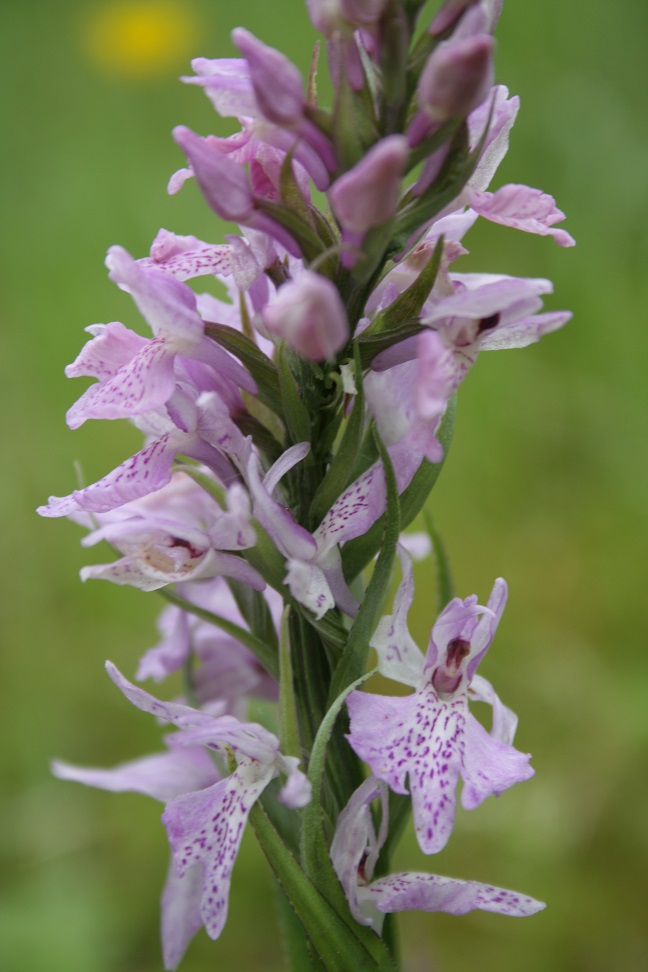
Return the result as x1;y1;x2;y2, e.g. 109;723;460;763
161;858;204;971
38;432;180;517
51;748;218;802
140;229;233;281
460;711;533;810
65;323;147;380
162;762;270;940
284;558;335;620
367;870;545;917
66;339;177;429
424;593;484;671
330;777;388;927
346;686;465;854
314;441;423;551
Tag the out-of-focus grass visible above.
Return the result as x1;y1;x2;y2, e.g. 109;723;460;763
1;0;646;970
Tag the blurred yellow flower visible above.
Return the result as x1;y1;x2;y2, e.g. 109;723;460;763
82;0;200;78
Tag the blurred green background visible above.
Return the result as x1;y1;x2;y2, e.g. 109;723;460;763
1;1;647;969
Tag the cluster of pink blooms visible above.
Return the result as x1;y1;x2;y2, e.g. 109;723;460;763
42;1;573;968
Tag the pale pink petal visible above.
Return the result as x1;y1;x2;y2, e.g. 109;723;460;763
314;442;423;551
139;245;233;281
368;870;545;917
330;776;388;928
469;674;519;745
468;184;576;246
247;452;317;562
460;712;534;810
346;686;466;854
51;749;218;802
106;661;214;728
465;576;508;679
66;339;177;428
370;547;425;688
284;559;335;620
276;755;312;808
479;310;572;350
38;433;180;517
106;245;204;346
425;276;552;323
65;323;147;380
161;859;204;970
162;763;270;940
137;606;191;682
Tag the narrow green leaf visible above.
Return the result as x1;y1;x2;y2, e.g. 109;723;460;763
227;577;279;653
256;198;325;263
392;122;471;244
357;320;425;368
242;520;289;592
175;465;226;507
342;392;456;581
306;41;321;107
278;343;313;445
272;877;324;972
362;235;444;337
203;322;281;413
310;344;365;524
279;607;301;758
328;428;401;701
423;512;454;612
299;670;397;971
249;801;394;972
280;146;315;226
159;588;278;680
380;3;410;134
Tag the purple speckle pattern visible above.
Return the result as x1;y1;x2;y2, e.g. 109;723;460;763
368;870;545;917
162;762;269;940
66;339;177;429
139;244;233;281
38;432;179;518
347;686;465;854
65;322;148;380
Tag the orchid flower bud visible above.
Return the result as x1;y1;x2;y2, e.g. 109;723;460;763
307;0;388;34
329;135;408;234
173;126;254;222
418;34;494;125
232;28;304;127
261;271;349;361
429;0;479;35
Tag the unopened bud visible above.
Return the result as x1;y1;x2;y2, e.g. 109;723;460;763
418;34;494;124
262;271;349;361
329;135;408;233
232;28;304;127
173;126;254;222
